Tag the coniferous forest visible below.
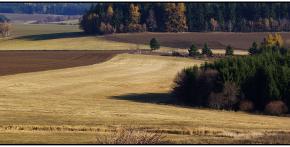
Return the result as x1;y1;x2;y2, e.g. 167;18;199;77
80;3;290;34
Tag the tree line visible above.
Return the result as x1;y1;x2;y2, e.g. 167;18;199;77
80;2;290;34
172;34;290;115
0;3;91;15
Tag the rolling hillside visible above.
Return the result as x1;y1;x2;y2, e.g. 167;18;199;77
0;54;290;143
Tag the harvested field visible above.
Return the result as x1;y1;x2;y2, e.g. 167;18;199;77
0;24;152;50
0;54;290;144
0;50;136;76
104;32;290;50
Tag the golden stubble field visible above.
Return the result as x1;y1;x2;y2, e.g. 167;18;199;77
0;54;290;144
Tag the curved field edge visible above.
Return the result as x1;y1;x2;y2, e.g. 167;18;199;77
0;54;290;143
0;24;254;55
0;50;139;76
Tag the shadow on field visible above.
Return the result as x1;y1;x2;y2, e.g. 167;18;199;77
111;93;176;105
16;32;85;40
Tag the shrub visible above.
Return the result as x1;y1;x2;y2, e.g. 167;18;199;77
128;23;146;32
208;82;239;110
172;51;181;56
239;100;254;112
150;38;160;51
96;127;165;144
99;22;115;34
265;101;288;115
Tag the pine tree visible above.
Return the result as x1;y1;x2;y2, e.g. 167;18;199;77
188;44;199;56
248;41;259;55
202;43;213;57
150;38;160;51
225;45;234;56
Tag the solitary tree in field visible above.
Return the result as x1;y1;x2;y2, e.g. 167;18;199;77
150;38;160;51
225;45;234;56
248;41;259;55
202;43;213;57
188;43;199;56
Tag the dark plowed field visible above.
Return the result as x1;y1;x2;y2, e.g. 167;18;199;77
0;50;135;76
104;32;290;49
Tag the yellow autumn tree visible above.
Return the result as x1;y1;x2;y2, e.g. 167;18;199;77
106;5;114;18
129;4;140;24
128;4;145;32
264;33;284;47
165;3;188;32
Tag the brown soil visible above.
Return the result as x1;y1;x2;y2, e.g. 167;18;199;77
104;32;290;49
0;50;136;76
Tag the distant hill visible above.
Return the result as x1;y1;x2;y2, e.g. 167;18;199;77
0;3;92;15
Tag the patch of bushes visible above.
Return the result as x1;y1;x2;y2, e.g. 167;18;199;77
265;101;288;115
208;82;239;110
172;44;290;115
172;51;182;56
172;67;220;107
239;100;254;112
99;22;116;34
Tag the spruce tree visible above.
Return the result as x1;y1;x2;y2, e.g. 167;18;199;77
202;43;213;57
248;41;259;55
150;38;160;51
188;44;199;56
225;45;234;56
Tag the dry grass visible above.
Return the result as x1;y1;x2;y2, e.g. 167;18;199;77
96;127;165;144
0;53;290;143
0;24;163;50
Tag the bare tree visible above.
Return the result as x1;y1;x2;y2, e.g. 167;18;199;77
0;22;11;37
